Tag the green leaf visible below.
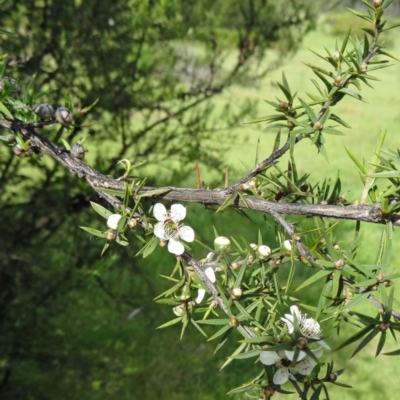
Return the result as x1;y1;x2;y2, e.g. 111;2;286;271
341;27;352;55
216;190;238;213
79;226;108;238
338;88;366;102
375;331;386;357
0;101;13;119
0;28;18;37
351;326;380;358
244;114;287;124
90;201;113;219
323;127;345;135
299;98;317;123
207;324;232;341
377;49;400;61
272;129;281;152
277;81;292;102
345;147;367;174
295;269;332;292
347;8;373;23
382;21;400;32
156;317;182;329
329;114;351;129
142;236;159;258
196;318;229;325
229;348;261;360
334;324;374;352
340;292;371;313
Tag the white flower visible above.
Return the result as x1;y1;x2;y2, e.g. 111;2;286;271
153;203;195;255
260;347;323;385
195;266;216;304
281;306;330;349
107;214;122;230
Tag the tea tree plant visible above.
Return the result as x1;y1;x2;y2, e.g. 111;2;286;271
1;1;400;399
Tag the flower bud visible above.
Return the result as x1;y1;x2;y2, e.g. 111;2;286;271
264;387;275;398
313;121;323;131
329;372;338;382
107;231;117;241
127;218;137;229
173;304;185;317
334;76;343;85
282;240;292;253
376;273;385;283
373;0;382;8
379;322;389;332
287;120;295;129
230;262;240;270
231;287;243;300
333;50;340;61
361;62;368;73
297;337;308;348
334;259;344;269
278;101;289;111
257;245;271;260
214;236;230;251
229;316;239;327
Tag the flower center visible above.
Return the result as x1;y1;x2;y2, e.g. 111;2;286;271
300;318;321;338
163;219;180;239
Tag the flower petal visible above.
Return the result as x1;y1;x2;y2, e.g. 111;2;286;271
285;350;307;362
318;339;330;350
195;289;206;304
153;203;167;222
281;315;294;333
260;351;282;366
206;252;215;261
205;267;216;283
297;357;317;376
154;222;167;240
312;347;324;359
170;204;186;221
107;214;121;230
273;368;289;385
290;305;301;320
168;238;185;255
178;225;195;242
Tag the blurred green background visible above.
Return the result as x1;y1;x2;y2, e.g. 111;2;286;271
1;0;400;399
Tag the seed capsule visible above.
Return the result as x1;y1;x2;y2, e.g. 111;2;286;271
70;143;86;161
55;107;73;125
33;103;55;120
229;316;239;327
12;143;32;158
